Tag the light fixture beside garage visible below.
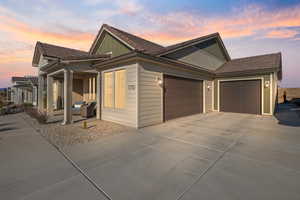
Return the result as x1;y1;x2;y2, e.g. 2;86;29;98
264;81;270;88
156;76;163;86
207;85;211;91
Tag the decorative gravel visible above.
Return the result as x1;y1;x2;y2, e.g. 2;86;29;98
22;113;133;148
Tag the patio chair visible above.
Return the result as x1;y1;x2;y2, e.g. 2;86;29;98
72;101;85;115
80;101;97;118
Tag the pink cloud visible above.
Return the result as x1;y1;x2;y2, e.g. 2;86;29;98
0;15;94;50
265;29;299;39
136;4;300;45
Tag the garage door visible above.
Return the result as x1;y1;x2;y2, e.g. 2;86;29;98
164;75;203;121
220;80;261;114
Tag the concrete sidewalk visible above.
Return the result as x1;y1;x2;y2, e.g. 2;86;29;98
0;113;107;200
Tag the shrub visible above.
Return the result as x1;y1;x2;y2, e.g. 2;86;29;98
25;107;48;124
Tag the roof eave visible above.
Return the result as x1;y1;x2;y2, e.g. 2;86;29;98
94;51;214;77
215;67;279;78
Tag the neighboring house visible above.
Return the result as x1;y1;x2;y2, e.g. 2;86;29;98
32;24;282;127
11;76;38;106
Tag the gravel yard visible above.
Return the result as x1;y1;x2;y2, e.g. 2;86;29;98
23;113;133;148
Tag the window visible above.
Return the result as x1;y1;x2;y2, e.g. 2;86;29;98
104;72;114;108
104;69;126;109
115;70;126;108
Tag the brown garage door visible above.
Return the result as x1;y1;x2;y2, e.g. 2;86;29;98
164;75;203;121
220;80;261;115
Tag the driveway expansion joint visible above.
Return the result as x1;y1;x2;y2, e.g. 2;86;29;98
21;114;113;200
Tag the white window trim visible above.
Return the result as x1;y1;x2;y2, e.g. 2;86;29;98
102;67;127;111
217;76;272;115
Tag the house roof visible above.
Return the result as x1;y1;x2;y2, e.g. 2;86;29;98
35;42;89;60
11;76;38;85
89;24;165;54
152;32;231;60
11;77;28;82
215;53;282;75
33;24;282;78
61;53;111;61
28;77;38;85
93;50;215;77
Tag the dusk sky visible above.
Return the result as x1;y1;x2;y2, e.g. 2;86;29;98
0;0;300;88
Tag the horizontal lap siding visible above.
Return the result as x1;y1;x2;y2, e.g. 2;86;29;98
102;64;138;127
205;80;213;112
138;65;163;127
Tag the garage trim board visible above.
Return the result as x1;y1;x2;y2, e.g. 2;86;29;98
217;77;267;115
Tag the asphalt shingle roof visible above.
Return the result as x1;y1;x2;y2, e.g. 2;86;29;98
215;53;282;74
37;42;89;59
101;24;165;54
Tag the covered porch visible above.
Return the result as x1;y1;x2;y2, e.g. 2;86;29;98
38;65;101;125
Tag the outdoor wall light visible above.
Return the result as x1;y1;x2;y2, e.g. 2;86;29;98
265;81;270;88
156;77;163;86
207;85;211;90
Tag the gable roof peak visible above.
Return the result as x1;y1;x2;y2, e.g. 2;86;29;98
89;23;165;54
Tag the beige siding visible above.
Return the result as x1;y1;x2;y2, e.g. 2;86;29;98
72;79;83;104
205;80;213;112
83;77;97;102
138;64;163;127
138;61;209;127
263;75;271;114
101;64;138;127
213;79;218;110
272;72;278;114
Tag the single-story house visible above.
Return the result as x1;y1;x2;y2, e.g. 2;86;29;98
32;24;282;127
10;76;38;106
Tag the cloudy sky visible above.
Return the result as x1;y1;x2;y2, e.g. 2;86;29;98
0;0;300;87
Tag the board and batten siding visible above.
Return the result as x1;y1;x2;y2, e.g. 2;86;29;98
95;32;131;57
138;64;163;127
101;64;138;127
164;38;227;71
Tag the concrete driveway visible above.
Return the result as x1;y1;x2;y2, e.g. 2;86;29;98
0;114;107;200
1;103;300;200
63;103;300;200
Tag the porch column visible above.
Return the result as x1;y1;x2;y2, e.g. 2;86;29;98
62;69;73;125
96;72;101;120
38;75;45;112
47;75;54;114
57;80;63;110
93;77;96;100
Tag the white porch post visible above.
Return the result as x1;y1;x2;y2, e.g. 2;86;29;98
62;69;73;125
47;75;54;114
38;75;45;112
92;77;96;100
96;72;101;120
